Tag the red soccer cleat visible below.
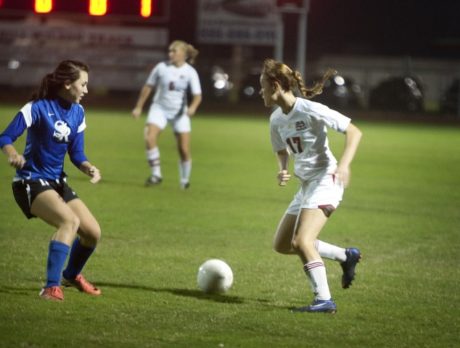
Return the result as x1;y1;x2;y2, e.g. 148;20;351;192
62;274;101;296
39;286;64;301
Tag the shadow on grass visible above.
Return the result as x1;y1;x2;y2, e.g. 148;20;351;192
0;286;38;296
69;176;146;188
96;281;244;304
1;282;292;310
96;281;292;309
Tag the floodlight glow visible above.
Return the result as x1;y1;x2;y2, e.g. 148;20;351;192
89;0;107;16
141;0;152;18
34;0;53;14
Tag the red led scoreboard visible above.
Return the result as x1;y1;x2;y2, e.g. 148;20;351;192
0;0;168;21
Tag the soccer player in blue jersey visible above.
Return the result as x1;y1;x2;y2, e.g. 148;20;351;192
0;60;102;301
260;59;362;313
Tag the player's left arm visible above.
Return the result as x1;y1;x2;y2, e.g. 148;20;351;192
68;132;101;184
187;94;202;117
335;122;362;187
187;69;202;117
80;161;101;184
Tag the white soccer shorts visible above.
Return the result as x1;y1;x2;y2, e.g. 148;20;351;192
146;105;191;133
285;173;344;215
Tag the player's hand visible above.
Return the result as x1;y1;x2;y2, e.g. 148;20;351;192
277;170;291;186
187;108;197;117
131;107;142;119
8;154;26;169
89;166;101;184
334;166;350;188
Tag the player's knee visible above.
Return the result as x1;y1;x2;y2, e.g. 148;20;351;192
145;135;156;148
144;129;158;145
291;238;300;251
291;237;315;254
178;146;189;159
61;214;80;235
82;222;102;246
92;224;102;243
180;152;189;161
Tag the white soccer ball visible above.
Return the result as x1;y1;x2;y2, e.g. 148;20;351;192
197;259;233;294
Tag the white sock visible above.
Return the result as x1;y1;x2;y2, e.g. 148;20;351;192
179;160;192;184
147;147;161;178
315;240;346;262
304;260;331;300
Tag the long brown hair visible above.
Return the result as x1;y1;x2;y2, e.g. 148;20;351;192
262;58;336;99
31;60;89;100
170;40;199;65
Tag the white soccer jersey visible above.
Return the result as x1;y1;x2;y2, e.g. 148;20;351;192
270;97;351;181
146;61;202;117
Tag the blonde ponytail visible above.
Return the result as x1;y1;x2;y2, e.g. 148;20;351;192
185;44;199;65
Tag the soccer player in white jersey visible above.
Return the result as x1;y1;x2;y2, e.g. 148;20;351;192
0;60;102;301
259;59;363;313
132;40;202;189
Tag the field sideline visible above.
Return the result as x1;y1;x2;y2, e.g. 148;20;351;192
0;105;459;347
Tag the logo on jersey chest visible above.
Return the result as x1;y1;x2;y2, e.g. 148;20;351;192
295;121;307;131
168;75;187;91
53;120;71;143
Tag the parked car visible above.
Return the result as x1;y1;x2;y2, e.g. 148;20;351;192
196;64;233;100
239;71;261;102
440;79;459;114
307;74;364;110
369;76;424;113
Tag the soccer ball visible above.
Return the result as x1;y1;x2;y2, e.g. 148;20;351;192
197;259;233;294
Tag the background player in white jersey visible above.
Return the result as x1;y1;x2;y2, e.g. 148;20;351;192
132;40;202;189
0;60;102;301
259;59;363;313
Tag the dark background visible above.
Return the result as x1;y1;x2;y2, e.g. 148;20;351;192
0;0;458;114
2;0;459;59
169;0;460;60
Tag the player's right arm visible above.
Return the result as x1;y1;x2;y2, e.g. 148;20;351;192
270;117;291;186
0;112;27;169
132;84;153;119
276;149;291;186
132;64;161;119
2;144;25;169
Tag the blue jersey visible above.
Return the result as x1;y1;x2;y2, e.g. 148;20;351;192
0;98;88;180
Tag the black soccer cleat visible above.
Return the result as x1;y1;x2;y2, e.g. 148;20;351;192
340;247;361;289
145;175;163;187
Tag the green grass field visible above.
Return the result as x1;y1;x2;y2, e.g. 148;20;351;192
0;105;459;347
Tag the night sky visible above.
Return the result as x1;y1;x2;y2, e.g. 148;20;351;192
170;0;460;60
307;0;460;59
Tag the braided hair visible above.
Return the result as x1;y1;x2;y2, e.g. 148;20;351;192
262;58;336;99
